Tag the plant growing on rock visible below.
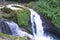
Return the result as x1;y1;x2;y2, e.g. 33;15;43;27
1;5;32;34
1;7;16;21
0;32;27;40
15;8;32;34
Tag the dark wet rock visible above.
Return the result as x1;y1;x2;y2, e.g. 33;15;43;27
0;18;29;40
39;13;60;37
0;18;12;35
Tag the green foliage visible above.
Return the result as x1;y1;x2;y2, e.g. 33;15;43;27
37;0;60;28
27;2;34;8
1;6;32;34
15;9;30;27
27;2;39;12
27;0;60;28
0;32;27;40
15;9;32;34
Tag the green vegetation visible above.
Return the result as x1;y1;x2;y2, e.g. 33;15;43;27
1;6;30;27
27;2;34;8
15;9;30;27
1;6;32;34
27;0;60;28
27;2;38;10
0;32;27;40
15;8;32;34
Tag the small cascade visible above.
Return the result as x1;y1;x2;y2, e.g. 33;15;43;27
4;21;33;39
30;9;53;40
0;19;12;34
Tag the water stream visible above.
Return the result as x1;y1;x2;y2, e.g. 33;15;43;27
0;4;60;40
4;21;33;39
30;9;53;40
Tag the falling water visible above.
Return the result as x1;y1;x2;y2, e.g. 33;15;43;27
0;4;56;40
30;9;53;40
4;21;33;39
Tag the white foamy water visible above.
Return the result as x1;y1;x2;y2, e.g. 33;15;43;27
5;21;33;39
30;9;53;40
1;4;54;40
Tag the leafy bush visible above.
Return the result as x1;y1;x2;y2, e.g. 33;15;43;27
27;0;60;28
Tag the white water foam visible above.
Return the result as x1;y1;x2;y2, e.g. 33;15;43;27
5;21;33;39
2;4;53;40
30;9;53;40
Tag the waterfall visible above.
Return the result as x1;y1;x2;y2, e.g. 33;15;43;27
30;9;53;40
0;4;54;40
4;21;33;39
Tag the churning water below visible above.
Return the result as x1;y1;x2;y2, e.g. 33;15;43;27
29;9;60;40
30;9;52;40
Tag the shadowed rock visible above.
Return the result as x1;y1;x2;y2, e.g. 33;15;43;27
0;18;12;35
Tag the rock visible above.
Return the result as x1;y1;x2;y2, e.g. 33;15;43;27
0;32;27;40
1;4;32;34
0;18;28;40
1;7;13;13
15;7;32;34
0;18;12;35
40;13;60;36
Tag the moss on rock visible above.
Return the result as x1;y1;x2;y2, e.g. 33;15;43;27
1;7;13;13
0;32;27;40
2;14;12;20
1;7;16;21
1;5;32;34
15;8;32;34
15;9;30;27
